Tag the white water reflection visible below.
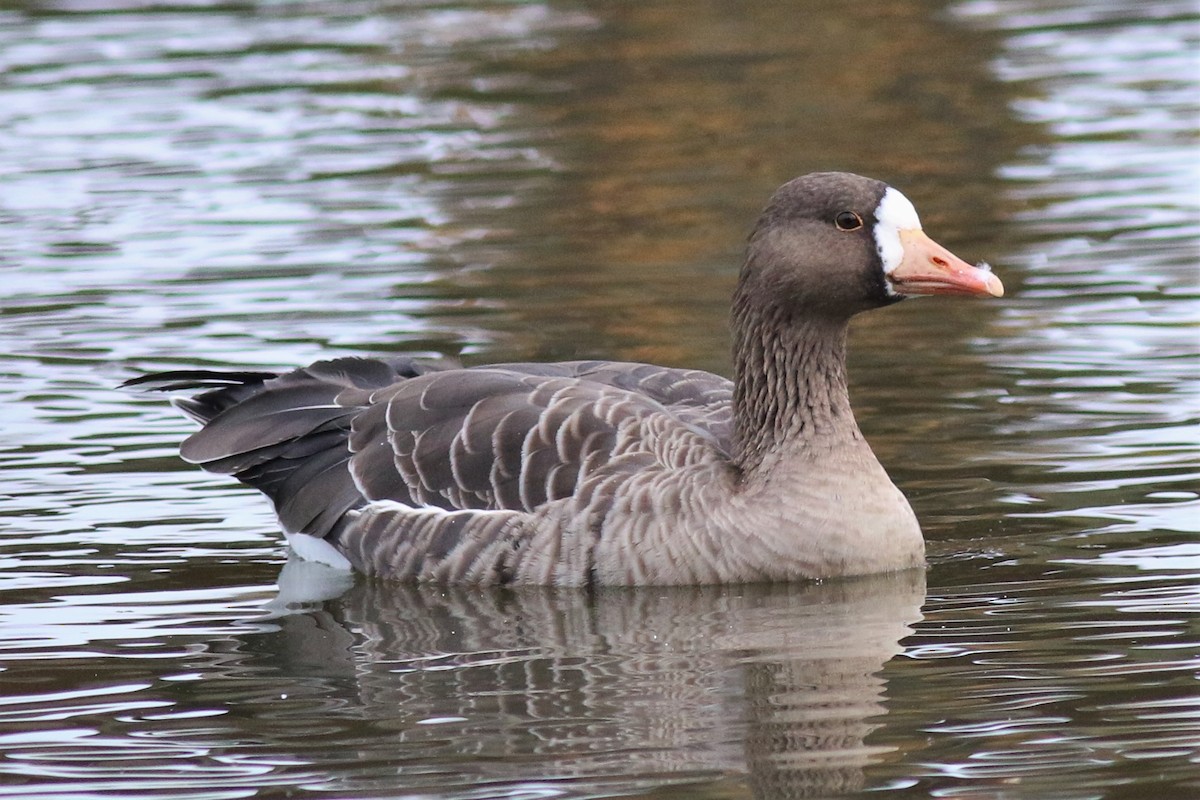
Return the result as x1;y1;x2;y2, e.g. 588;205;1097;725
0;1;597;378
944;0;1200;551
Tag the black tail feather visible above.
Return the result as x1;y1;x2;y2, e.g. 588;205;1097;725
122;369;281;424
120;369;281;392
121;356;446;540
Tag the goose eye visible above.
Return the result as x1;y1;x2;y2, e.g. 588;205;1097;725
834;211;864;232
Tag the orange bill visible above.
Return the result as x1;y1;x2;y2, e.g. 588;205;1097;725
887;229;1004;298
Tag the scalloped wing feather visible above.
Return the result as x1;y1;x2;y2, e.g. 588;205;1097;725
138;357;733;545
348;365;730;515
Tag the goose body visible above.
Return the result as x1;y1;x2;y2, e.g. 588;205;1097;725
128;172;1002;586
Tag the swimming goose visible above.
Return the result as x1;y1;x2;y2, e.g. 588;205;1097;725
126;172;1002;586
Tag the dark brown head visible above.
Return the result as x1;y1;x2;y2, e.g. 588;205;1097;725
735;172;1002;323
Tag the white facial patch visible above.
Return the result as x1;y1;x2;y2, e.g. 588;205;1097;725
873;187;922;295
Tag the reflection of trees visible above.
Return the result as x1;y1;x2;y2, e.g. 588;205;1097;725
413;0;1033;370
269;566;925;797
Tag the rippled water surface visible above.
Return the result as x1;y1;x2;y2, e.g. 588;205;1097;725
1;0;1197;797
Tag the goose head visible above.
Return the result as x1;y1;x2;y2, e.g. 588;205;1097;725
737;172;1003;322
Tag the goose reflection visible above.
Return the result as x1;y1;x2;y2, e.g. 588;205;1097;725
264;564;924;797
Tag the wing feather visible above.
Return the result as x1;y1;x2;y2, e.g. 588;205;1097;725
136;356;733;544
344;363;730;515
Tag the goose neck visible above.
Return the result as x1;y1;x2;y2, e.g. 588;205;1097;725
730;302;858;476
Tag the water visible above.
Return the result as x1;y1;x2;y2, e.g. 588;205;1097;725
1;0;1197;797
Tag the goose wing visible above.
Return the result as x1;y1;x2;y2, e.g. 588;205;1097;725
134;357;733;540
347;360;733;514
495;360;734;442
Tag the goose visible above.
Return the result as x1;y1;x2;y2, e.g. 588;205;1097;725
126;172;1003;587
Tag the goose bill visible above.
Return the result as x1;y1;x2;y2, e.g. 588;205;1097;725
887;229;1004;298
